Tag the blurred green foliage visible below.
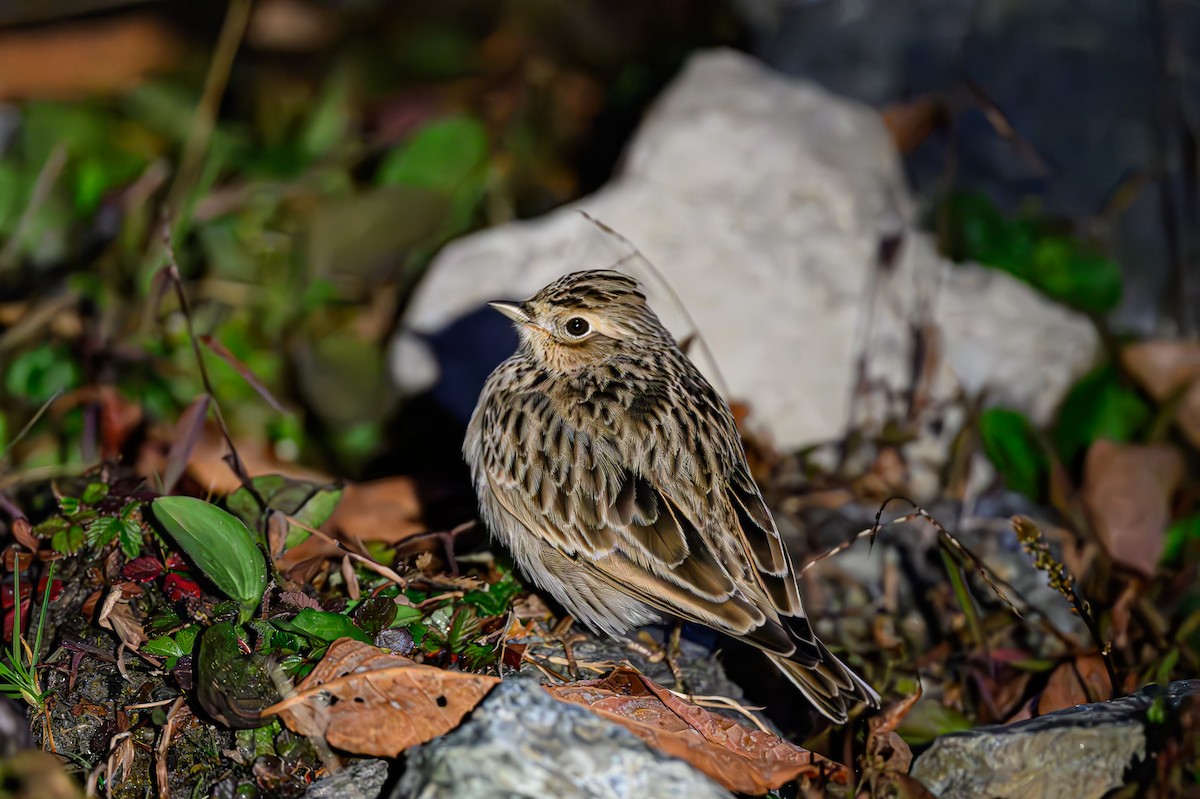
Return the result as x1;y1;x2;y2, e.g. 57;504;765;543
1052;363;1151;466
0;1;733;482
978;408;1047;499
944;192;1123;315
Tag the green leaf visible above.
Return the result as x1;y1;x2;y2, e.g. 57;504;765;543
1162;515;1200;566
225;475;343;550
151;497;268;624
118;519;143;559
897;699;973;745
462;572;523;617
979;408;1047;498
87;516;122;548
272;609;371;644
81;482;109;505
142;625;199;665
195;621;276;729
3;343;81;404
389;605;423;628
1053;364;1151;466
945;193;1122;313
376;116;488;194
142;636;185;659
51;524;86;555
1031;237;1122;314
299;69;352;161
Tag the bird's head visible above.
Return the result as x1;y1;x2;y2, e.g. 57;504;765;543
489;270;668;372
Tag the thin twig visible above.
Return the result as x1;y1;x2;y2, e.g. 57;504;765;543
283;514;408;588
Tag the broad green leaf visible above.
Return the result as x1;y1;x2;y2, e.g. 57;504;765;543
143;625;199;666
897;699;973;745
1053;364;1151;466
1031;237;1122;314
152;497;267;623
946;193;1122;313
388;605;422;628
142;636;185;659
196;622;276;728
979;408;1047;499
226;475;343;549
375;116;487;193
273;609;371;644
3;344;81;404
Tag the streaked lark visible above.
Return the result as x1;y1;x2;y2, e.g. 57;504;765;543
464;269;879;722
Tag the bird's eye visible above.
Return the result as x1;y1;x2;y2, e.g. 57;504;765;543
565;317;590;337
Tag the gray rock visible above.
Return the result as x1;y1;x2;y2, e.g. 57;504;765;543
910;680;1200;799
393;49;1098;493
305;758;390;799
391;678;732;799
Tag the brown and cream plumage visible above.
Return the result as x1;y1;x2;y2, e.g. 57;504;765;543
464;269;879;722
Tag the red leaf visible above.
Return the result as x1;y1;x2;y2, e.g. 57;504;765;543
122;556;164;583
35;577;62;601
163;573;201;601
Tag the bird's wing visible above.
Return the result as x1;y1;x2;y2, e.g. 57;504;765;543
474;376;802;651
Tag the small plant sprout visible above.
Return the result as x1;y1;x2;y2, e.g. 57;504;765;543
1;562;56;721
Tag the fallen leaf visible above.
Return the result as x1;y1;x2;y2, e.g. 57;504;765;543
122;557;163;584
98;386;143;460
262;637;499;756
882;96;948;152
162;396;211;494
11;518;38;551
1037;655;1111;715
97;589;147;650
545;666;847;794
863;689;921;781
1082;441;1184;575
1122;341;1200;449
0;15;180;100
1121;341;1200;399
326;477;425;544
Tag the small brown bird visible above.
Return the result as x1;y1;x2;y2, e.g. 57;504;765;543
464;270;879;721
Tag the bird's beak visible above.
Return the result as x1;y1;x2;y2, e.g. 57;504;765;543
487;301;532;326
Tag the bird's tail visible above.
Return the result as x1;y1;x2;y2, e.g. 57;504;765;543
767;643;880;724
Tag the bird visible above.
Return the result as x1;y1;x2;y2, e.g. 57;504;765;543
463;269;880;722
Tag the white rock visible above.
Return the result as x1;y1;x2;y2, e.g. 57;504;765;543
393;48;1098;467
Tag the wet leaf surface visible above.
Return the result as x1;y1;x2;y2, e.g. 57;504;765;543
262;637;499;756
545;666;848;794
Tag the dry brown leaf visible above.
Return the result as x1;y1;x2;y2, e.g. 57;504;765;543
1037;655;1111;715
1122;340;1200;449
882;96;948;152
1082;440;1184;576
97;589;146;651
325;477;425;544
863;688;921;781
262;638;499;756
545;666;847;794
0;16;180;101
10;518;38;551
1179;381;1200;451
184;428;333;495
1121;341;1200;399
